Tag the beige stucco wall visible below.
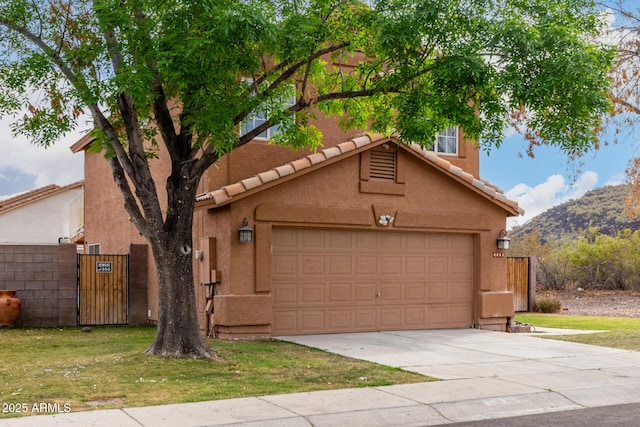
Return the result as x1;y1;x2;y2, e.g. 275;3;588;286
81;143;171;321
197;144;513;338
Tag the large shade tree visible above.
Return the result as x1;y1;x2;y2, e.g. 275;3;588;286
0;0;612;357
601;1;640;217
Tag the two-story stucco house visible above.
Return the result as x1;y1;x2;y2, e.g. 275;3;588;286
72;110;523;338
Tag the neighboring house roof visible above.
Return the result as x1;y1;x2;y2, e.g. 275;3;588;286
0;181;84;215
195;134;524;216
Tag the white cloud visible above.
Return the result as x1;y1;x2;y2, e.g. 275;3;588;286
0;115;88;199
605;172;626;187
506;171;599;228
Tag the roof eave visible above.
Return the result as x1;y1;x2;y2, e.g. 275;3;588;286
195;134;390;210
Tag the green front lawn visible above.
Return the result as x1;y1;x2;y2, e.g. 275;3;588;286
516;314;640;351
0;326;428;417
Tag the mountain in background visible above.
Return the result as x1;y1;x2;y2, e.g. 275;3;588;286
509;184;640;244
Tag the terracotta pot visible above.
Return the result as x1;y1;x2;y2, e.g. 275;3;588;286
0;290;21;327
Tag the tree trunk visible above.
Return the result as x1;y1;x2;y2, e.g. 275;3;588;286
144;183;214;358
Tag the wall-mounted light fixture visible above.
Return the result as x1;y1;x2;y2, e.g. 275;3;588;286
378;214;394;226
496;229;510;251
238;218;253;243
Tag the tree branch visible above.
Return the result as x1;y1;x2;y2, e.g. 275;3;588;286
613;97;640;115
0;18;81;87
233;41;352;126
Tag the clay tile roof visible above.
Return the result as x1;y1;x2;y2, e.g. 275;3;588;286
196;134;524;216
0;181;84;214
274;163;295;177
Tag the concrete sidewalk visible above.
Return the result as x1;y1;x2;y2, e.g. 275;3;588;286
2;329;640;426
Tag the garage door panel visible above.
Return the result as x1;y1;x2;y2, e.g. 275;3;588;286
355;283;377;303
405;282;426;301
272;229;474;335
273;228;298;248
429;235;449;251
327;309;351;331
328;282;351;303
406;234;427;250
403;307;426;327
300;310;325;332
451;235;474;253
273;255;298;275
429;257;449;274
328;256;352;275
381;256;403;275
450;280;473;300
405;256;427;275
329;232;353;249
451;256;474;275
273;311;297;333
449;304;473;325
381;232;403;250
426;305;449;327
354;309;377;329
300;283;325;304
302;255;325;275
356;256;378;275
381;282;402;301
427;281;449;301
379;307;402;329
273;283;298;305
301;229;325;249
355;232;377;249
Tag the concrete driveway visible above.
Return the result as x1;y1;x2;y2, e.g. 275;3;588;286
279;329;640;409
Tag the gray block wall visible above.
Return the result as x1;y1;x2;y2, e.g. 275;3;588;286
0;244;77;327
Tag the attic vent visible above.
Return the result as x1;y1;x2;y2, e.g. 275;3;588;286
370;150;396;181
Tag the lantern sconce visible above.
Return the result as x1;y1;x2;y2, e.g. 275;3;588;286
238;218;253;243
496;229;510;251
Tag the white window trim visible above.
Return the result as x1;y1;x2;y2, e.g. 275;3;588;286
430;127;458;156
240;79;296;141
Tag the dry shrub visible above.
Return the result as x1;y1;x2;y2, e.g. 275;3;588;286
534;297;562;313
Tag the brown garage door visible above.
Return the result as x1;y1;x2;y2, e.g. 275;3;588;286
272;228;474;335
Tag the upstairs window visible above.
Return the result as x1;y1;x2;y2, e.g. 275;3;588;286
240;80;296;141
430;127;458;155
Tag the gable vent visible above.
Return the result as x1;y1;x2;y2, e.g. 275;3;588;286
370;149;396;181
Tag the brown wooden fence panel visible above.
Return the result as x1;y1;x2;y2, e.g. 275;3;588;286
507;257;530;312
78;254;129;325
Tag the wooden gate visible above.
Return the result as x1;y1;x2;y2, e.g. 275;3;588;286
78;254;129;325
507;257;536;312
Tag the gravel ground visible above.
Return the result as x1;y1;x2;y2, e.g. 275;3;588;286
539;289;640;317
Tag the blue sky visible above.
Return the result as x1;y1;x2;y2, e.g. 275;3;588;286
481;129;637;227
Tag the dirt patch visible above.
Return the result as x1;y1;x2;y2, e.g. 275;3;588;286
538;289;640;317
85;397;126;407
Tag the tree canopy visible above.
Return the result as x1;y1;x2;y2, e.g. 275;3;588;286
601;1;640;217
1;0;613;156
0;0;614;357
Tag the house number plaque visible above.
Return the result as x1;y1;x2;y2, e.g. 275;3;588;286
96;261;113;273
